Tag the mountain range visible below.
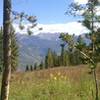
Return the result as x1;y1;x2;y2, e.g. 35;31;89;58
16;32;62;69
16;31;90;70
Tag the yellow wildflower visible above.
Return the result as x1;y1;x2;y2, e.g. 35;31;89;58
54;77;57;80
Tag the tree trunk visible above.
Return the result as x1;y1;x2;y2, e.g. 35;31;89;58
1;0;12;100
93;69;99;100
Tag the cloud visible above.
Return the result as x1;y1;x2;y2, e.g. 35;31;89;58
95;6;100;15
37;22;89;35
74;0;100;16
13;22;89;36
74;0;88;4
74;0;100;5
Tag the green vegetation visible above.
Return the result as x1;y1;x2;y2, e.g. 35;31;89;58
60;0;100;99
45;48;54;68
1;0;100;100
3;66;99;100
11;27;19;72
43;46;82;70
0;27;19;72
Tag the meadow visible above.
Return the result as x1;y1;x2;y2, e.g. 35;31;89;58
3;65;100;100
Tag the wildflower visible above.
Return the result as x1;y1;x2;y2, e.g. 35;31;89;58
54;77;57;80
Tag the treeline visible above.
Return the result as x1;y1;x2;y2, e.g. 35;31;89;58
45;47;82;68
26;44;83;71
26;34;100;71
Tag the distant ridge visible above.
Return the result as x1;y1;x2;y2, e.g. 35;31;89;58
16;33;61;69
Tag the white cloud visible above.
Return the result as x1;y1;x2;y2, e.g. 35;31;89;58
74;0;100;5
95;6;100;15
13;22;89;36
37;22;89;35
74;0;88;4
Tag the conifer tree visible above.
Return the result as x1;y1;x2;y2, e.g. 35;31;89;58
68;51;74;65
0;27;19;72
72;50;82;65
25;65;29;71
46;48;54;68
30;65;33;71
45;55;48;69
34;63;37;70
11;27;19;72
63;50;69;66
60;43;65;66
57;55;61;67
60;0;100;99
53;51;59;67
39;61;44;70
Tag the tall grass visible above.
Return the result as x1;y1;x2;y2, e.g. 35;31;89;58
6;66;100;100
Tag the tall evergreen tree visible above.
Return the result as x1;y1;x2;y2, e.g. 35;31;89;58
60;43;65;66
30;65;33;71
57;56;60;67
68;51;74;65
63;50;69;66
11;27;19;72
45;55;48;69
25;65;29;71
45;48;54;68
72;50;82;65
53;51;59;67
60;0;100;99
0;27;19;72
34;63;37;70
39;61;44;70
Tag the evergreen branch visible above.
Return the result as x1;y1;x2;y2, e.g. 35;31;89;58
79;50;95;65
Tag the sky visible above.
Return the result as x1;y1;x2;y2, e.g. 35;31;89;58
0;0;75;24
0;0;89;35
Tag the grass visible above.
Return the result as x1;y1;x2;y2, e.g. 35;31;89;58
1;65;100;100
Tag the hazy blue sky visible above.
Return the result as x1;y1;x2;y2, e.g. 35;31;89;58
0;0;78;25
0;0;90;35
